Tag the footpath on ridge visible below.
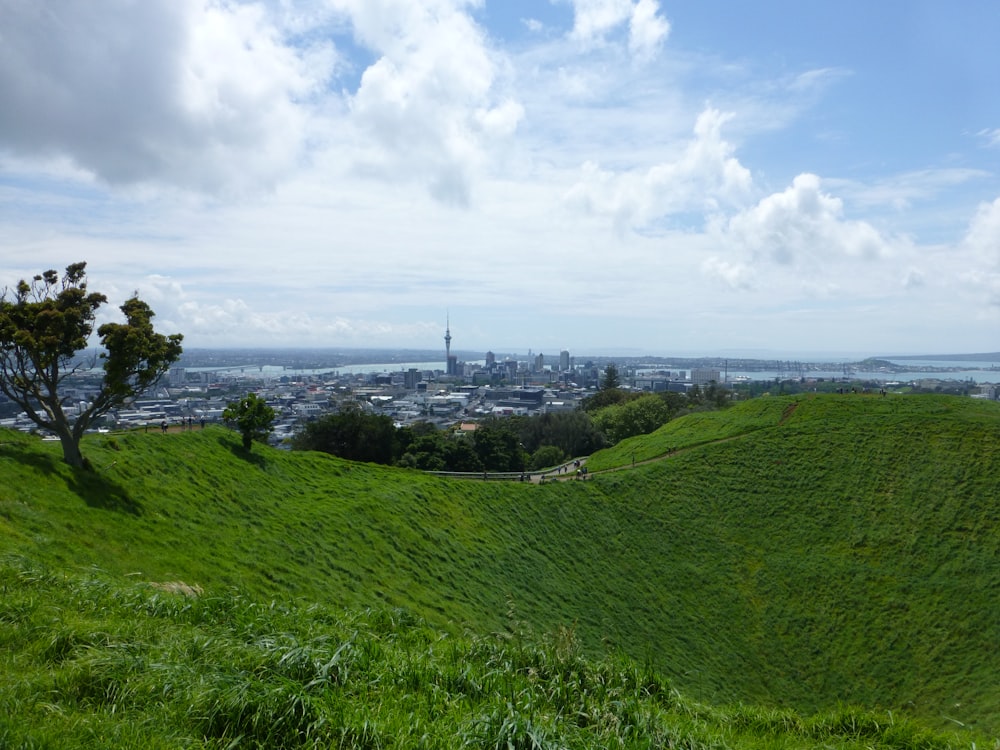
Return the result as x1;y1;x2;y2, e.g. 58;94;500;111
433;402;804;483
541;401;801;481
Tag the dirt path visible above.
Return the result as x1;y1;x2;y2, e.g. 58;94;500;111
585;430;762;478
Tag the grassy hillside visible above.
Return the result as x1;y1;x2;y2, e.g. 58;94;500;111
1;557;975;749
2;392;998;743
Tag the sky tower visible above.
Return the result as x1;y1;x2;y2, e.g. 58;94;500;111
444;313;451;360
444;314;456;376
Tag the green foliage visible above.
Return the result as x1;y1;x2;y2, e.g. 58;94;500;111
688;381;732;408
396;418;527;472
0;262;182;467
588;388;708;446
581;386;636;412
223;392;276;450
293;410;602;473
97;296;184;401
398;429;452;470
472;416;526;472
1;393;1000;740
600;362;621;390
397;427;486;471
293;407;398;464
528;443;566;470
442;436;484;472
592;393;675;443
516;410;605;458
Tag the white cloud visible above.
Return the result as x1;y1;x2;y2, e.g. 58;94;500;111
724;173;893;266
564;107;752;232
702;257;755;290
787;67;850;95
0;0;332;193
958;197;1000;307
963;197;1000;261
977;128;1000;148
829;168;989;212
901;267;925;290
567;0;668;59
100;270;443;347
628;0;670;60
3;1;1000;355
568;0;633;44
330;0;521;205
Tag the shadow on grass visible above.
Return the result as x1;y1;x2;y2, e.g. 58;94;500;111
69;466;143;515
0;439;142;514
0;441;63;477
217;435;267;468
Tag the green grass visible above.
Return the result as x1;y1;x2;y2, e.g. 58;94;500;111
1;392;999;745
585;396;795;472
0;557;981;749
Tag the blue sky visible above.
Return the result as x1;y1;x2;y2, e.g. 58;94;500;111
2;0;999;357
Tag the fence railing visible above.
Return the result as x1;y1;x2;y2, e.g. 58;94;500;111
425;470;531;482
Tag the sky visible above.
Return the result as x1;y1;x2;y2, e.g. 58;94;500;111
2;0;999;358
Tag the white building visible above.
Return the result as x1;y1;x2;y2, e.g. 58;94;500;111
691;368;721;385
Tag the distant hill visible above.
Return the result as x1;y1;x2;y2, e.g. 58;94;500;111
886;352;1000;361
1;392;998;744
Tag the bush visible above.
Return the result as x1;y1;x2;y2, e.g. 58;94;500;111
528;445;566;471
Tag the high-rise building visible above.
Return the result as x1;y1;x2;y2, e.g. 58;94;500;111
559;350;570;371
504;359;518;382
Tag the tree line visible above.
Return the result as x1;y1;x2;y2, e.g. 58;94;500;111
291;406;603;473
292;364;732;472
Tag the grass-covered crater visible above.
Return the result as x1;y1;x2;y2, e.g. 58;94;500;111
1;392;997;747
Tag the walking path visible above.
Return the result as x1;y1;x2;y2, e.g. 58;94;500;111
543;407;799;482
533;458;589;484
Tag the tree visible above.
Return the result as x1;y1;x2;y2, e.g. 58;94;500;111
528;444;566;471
441;438;483;472
399;432;450;471
600;362;621;390
593;393;674;444
703;382;732;408
0;262;183;468
223;392;276;451
581;386;635;412
472;416;526;472
292;408;398;464
517;411;605;458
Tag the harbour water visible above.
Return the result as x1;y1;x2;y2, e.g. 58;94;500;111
186;357;1000;384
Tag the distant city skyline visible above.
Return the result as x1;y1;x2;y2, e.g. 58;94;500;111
2;2;999;355
168;346;1000;385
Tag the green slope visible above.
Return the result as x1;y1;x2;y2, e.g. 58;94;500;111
1;392;998;739
1;558;977;749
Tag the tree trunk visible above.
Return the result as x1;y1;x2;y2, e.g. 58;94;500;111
55;425;86;468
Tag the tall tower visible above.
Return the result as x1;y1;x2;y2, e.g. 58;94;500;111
444;313;456;376
444;313;452;363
